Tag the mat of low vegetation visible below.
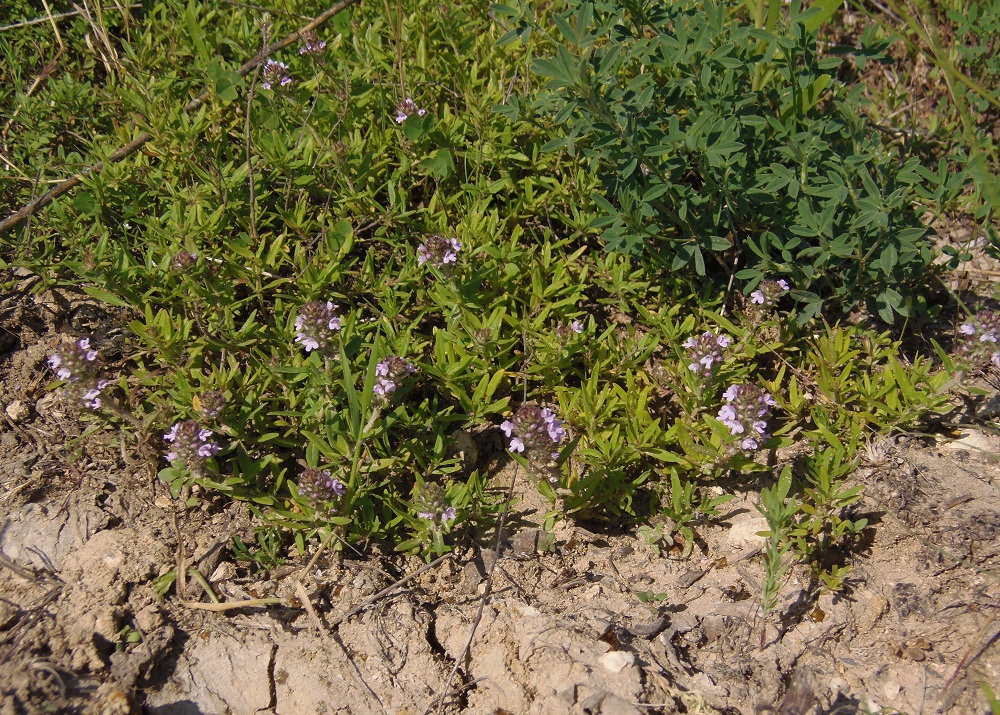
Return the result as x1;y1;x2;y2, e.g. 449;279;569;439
2;0;999;712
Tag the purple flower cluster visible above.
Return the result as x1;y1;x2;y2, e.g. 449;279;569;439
416;484;456;524
197;390;227;420
298;468;345;507
417;235;461;268
374;357;416;397
396;97;427;123
501;404;566;455
750;279;790;307
164;420;222;470
171;250;197;272
717;384;777;452
298;29;326;55
958;311;1000;367
683;331;731;375
47;338;112;409
418;506;456;523
261;59;292;90
294;301;342;352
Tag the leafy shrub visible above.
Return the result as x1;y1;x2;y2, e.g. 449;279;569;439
495;0;952;322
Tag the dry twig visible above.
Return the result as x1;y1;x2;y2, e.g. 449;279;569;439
0;4;138;32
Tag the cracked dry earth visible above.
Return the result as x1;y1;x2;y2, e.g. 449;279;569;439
2;289;1000;714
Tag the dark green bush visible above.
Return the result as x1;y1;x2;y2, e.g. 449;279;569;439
496;0;954;322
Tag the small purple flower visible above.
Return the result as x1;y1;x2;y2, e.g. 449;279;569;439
502;404;566;457
294;301;342;353
417;235;462;268
298;468;345;509
164;420;222;472
716;384;777;453
261;59;292;90
554;319;585;342
541;408;566;441
374;357;417;397
298;29;326;56
957;311;1000;367
683;330;730;375
82;379;112;409
396;97;427;123
747;279;790;311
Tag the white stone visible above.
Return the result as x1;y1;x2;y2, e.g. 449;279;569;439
829;676;850;696
944;429;1000;454
727;516;770;550
882;681;901;701
598;650;635;674
4;399;31;423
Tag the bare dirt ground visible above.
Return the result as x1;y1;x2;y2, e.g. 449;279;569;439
2;268;1000;715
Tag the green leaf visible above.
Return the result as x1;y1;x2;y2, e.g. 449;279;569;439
84;286;131;308
184;0;211;63
878;243;898;276
73;191;99;217
800;0;842;34
419;149;455;179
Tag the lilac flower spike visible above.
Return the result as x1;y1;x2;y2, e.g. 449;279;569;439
164;420;221;471
294;301;342;352
502;404;566;456
171;251;197;272
683;330;730;375
47;337;111;409
261;59;292;90
717;384;777;452
374;357;417;397
396;97;427;123
417;235;462;268
749;279;791;309
298;468;345;508
957;310;1000;367
416;484;456;524
298;29;326;55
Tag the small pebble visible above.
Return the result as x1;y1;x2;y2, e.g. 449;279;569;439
882;681;901;701
5;399;32;424
727;516;769;549
597;650;635;674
